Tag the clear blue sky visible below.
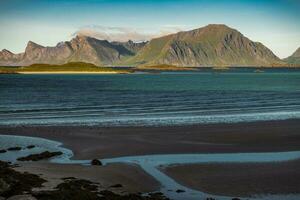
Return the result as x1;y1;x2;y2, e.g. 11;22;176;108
0;0;299;58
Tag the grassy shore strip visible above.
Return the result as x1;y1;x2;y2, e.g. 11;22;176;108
0;63;199;74
0;62;131;74
19;71;120;74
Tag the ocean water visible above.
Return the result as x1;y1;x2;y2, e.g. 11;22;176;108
0;68;300;126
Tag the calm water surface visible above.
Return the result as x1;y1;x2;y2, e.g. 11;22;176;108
0;68;300;126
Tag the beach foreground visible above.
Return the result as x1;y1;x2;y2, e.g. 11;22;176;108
0;119;300;199
1;120;299;159
162;159;300;197
16;162;160;193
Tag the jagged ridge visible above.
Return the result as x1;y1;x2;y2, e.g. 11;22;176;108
0;36;146;66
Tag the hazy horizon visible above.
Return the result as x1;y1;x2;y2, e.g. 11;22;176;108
0;0;300;58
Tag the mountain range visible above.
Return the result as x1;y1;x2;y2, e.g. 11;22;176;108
0;24;298;67
0;36;147;66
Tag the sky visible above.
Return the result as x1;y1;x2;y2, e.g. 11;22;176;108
0;0;299;58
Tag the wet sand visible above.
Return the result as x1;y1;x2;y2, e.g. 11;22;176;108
1;119;300;197
0;119;299;160
162;159;300;197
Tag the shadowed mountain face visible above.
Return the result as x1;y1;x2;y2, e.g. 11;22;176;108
112;40;148;54
284;47;300;64
125;24;282;66
0;24;285;67
0;36;145;66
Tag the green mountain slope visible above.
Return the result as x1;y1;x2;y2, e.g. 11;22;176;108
284;47;300;65
123;24;282;67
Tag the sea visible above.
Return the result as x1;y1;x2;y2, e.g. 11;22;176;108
1;68;300;126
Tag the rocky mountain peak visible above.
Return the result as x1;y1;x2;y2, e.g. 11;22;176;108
204;24;230;29
25;41;44;52
1;49;14;56
73;34;90;42
0;49;23;65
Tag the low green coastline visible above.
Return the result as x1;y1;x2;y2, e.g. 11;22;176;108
0;62;299;74
0;62;131;74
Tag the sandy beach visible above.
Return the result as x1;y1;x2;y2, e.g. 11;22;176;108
1;119;300;198
1;119;299;160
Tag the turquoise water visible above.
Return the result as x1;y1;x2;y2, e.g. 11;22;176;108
0;134;299;200
0;68;300;126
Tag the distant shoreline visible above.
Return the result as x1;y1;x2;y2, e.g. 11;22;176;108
1;62;300;75
1;66;300;75
18;71;121;74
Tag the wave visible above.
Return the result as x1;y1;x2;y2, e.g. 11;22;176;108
1;109;300;126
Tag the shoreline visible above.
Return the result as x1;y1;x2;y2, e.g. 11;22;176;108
1;66;300;75
18;71;121;74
